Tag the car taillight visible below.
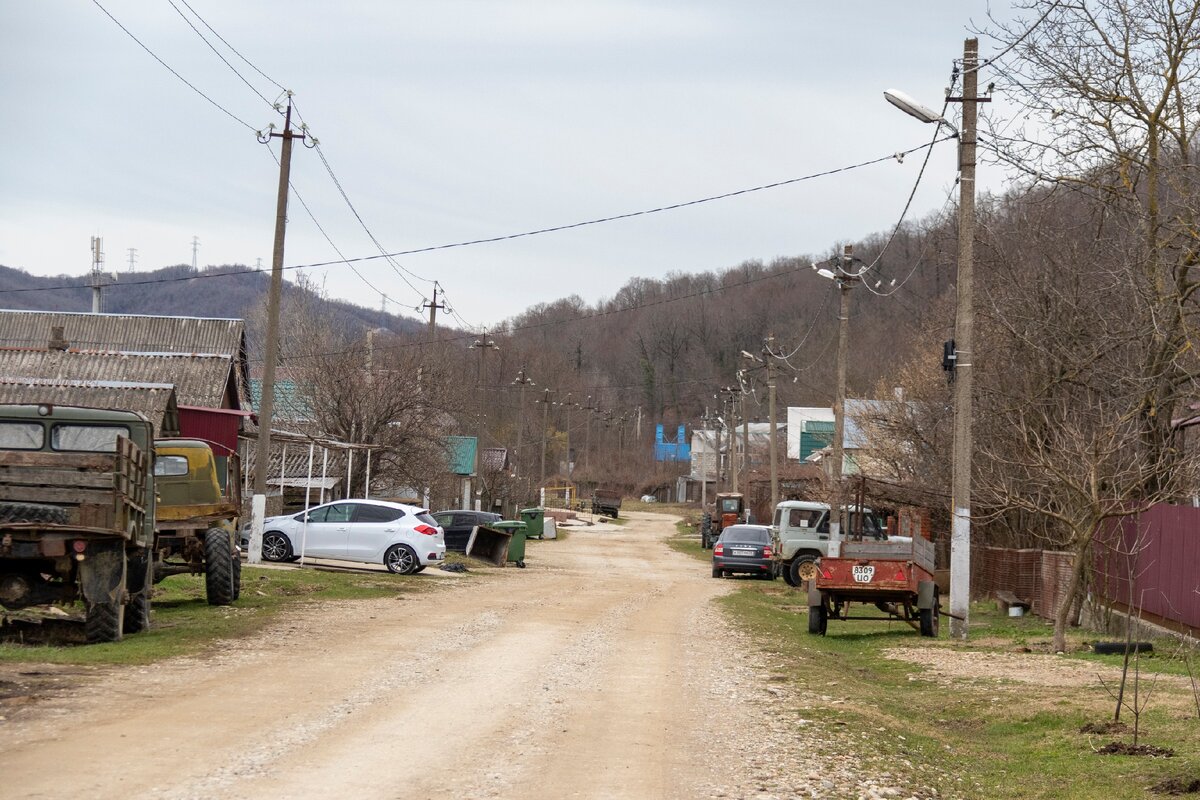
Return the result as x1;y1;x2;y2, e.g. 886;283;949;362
763;546;773;558
713;543;724;555
415;524;438;536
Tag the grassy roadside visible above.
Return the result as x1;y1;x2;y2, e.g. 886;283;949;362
669;523;1200;799
0;563;454;666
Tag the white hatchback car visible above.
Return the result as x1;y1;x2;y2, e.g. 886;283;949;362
257;499;446;574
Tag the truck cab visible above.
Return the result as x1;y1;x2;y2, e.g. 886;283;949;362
771;500;882;587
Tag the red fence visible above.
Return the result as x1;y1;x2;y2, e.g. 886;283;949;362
1094;505;1200;632
973;546;1074;620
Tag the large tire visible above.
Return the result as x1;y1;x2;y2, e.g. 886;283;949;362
384;544;419;575
261;531;293;562
123;551;152;635
808;604;827;636
788;555;818;587
204;529;235;606
919;589;940;638
85;600;124;644
700;514;712;549
232;553;243;601
0;501;70;525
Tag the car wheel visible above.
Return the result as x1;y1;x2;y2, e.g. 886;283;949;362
711;565;721;578
384;544;419;575
261;531;293;562
412;565;427;574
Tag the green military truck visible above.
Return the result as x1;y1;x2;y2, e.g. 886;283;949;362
152;438;241;606
0;404;155;643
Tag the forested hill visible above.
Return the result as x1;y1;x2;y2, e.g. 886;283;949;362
0;263;427;344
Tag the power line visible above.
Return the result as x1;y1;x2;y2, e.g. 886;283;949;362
175;0;286;92
91;0;256;132
166;0;276;108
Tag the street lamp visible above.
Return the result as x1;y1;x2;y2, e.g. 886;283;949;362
886;39;983;641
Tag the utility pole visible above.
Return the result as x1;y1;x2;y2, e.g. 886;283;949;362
537;388;555;485
741;392;750;495
250;93;303;565
829;244;858;556
583;396;595;472
191;235;200;272
512;366;535;479
470;330;499;510
727;387;739;493
561;393;574;480
126;247;137;273
765;334;779;509
89;236;107;313
948;38;980;640
422;282;447;336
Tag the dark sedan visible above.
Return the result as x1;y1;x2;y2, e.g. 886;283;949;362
712;524;775;579
432;509;502;552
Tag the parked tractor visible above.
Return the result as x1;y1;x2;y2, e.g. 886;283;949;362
152;438;241;606
700;492;745;549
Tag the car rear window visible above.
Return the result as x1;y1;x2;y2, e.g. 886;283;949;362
417;512;439;527
355;505;404;523
721;527;769;544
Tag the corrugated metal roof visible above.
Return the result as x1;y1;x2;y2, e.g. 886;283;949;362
0;310;249;405
0;348;236;409
0;379;180;436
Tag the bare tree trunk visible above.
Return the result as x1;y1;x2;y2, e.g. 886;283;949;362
1053;535;1091;653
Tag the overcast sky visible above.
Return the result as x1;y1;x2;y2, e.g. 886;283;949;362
1;1;1020;329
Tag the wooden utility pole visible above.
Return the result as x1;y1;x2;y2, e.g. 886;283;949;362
537;388;555;484
949;38;980;640
765;334;779;509
422;282;447;336
512;366;534;479
470;331;498;510
830;244;856;553
250;94;302;564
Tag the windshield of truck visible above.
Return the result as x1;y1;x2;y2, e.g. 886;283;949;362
0;422;44;450
719;498;741;513
153;455;189;476
52;424;130;452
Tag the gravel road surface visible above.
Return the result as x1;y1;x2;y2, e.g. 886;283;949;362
1;511;941;799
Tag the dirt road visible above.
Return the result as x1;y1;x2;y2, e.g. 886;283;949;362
2;512;933;799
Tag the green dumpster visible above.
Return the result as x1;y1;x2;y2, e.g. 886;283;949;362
494;520;529;568
519;507;545;539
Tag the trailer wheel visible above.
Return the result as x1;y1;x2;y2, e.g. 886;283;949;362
204;529;236;606
808;603;827;636
919;588;940;638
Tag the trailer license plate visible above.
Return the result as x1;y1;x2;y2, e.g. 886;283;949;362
852;565;875;583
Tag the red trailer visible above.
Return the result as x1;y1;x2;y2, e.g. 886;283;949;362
806;524;940;637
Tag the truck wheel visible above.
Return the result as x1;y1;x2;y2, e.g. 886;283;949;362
919;589;940;638
123;551;152;634
700;514;712;549
85;600;125;644
232;552;242;601
788;555;817;587
0;501;70;525
808;604;827;636
204;529;236;606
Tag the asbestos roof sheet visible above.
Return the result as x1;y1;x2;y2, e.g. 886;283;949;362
0;348;237;409
0;378;180;436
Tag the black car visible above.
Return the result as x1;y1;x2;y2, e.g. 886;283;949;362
432;509;503;552
712;524;775;579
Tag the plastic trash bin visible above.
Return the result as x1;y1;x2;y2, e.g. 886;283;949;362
519;507;545;539
493;520;529;568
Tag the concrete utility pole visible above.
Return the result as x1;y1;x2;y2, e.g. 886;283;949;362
765;334;780;509
560;393;575;479
949;38;981;640
89;236;106;313
537;388;555;485
422;282;447;336
729;389;739;494
470;330;499;510
583;396;595;471
512;366;535;478
250;93;303;565
829;244;858;556
741;392;750;495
